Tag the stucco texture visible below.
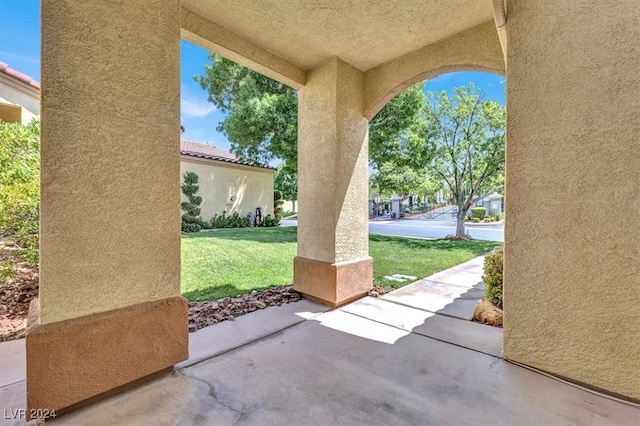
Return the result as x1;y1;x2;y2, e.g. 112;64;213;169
39;0;182;325
297;58;369;264
504;0;640;400
181;0;494;72
363;20;504;119
26;297;188;414
180;157;275;221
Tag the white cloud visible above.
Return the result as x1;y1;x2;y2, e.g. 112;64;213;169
180;95;216;118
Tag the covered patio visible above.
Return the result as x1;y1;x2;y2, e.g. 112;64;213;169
24;0;640;419
5;258;638;423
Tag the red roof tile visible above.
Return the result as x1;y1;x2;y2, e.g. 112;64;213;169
180;139;274;169
0;62;40;90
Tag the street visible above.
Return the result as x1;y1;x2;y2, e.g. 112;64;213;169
280;219;504;242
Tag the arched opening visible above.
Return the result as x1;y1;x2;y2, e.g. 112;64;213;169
365;70;506;348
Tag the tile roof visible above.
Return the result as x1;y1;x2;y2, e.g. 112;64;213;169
0;62;41;90
180;139;274;169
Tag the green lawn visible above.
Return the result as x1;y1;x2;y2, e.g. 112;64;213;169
181;227;497;302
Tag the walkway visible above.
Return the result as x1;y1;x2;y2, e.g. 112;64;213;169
1;257;638;425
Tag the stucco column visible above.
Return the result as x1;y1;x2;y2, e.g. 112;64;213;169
294;58;373;306
504;1;640;401
27;0;187;415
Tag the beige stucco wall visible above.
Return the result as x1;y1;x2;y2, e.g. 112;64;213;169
0;75;40;124
282;200;297;213
180;156;274;221
39;0;181;325
363;20;504;119
297;58;369;264
504;0;640;400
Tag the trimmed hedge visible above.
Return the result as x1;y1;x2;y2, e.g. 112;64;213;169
181;171;203;233
470;207;487;220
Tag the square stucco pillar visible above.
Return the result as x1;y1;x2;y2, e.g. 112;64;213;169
294;58;373;306
504;1;640;401
27;0;187;416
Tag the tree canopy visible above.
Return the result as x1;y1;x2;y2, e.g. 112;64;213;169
196;56;506;231
424;85;505;236
274;166;298;203
196;56;298;173
196;54;426;180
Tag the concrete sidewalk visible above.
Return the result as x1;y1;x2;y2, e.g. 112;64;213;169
1;257;638;425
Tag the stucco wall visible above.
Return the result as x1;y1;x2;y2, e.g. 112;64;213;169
504;0;640;400
0;76;40;124
297;58;369;264
39;0;181;325
180;156;275;221
363;20;504;119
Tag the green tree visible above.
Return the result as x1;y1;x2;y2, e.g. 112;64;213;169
425;85;505;237
274;166;298;210
0;120;40;264
181;171;203;233
368;84;435;200
196;56;297;173
196;55;426;177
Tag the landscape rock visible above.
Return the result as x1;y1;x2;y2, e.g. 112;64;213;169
367;287;387;298
188;285;304;332
473;298;503;327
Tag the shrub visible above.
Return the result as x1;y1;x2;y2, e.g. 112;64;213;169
210;211;226;229
181;171;203;233
482;246;503;309
210;211;250;228
470;207;487;220
473;217;480;223
259;214;280;227
228;211;250;228
491;212;503;221
0;120;40;264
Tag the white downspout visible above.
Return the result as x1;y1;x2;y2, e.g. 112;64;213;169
492;0;507;61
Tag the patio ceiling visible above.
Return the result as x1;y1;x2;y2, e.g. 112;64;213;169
180;0;501;91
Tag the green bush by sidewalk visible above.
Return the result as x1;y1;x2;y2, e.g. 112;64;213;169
482;246;503;308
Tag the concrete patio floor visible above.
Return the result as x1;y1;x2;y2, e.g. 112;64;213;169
1;256;638;425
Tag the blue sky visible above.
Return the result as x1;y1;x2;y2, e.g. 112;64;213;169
1;0;505;154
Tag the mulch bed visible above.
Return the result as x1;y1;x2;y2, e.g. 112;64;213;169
0;241;39;342
188;285;389;332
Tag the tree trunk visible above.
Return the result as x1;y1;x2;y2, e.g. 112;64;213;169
456;205;467;237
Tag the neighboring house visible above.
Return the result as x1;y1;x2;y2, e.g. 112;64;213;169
0;62;40;124
282;200;297;213
180;140;275;221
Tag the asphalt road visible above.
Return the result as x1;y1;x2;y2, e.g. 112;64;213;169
280;219;504;242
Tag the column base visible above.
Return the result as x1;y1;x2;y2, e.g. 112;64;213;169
26;296;188;418
293;256;373;306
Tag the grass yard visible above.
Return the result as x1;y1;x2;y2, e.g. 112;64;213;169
181;227;497;302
